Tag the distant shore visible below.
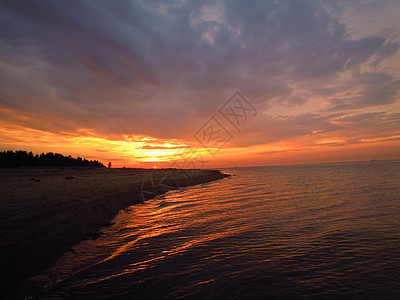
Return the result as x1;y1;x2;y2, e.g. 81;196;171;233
0;168;230;299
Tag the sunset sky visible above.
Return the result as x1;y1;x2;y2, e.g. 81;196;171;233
0;0;399;168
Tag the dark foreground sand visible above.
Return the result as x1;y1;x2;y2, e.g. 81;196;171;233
0;168;229;299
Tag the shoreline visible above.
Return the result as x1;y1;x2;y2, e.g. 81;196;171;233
0;168;230;299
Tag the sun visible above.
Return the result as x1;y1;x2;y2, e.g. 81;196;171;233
153;165;159;169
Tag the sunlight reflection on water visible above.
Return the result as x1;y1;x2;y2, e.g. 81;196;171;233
43;161;400;298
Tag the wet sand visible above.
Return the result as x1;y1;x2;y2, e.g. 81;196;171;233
0;168;229;299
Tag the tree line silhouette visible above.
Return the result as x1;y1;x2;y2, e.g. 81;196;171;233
0;150;105;168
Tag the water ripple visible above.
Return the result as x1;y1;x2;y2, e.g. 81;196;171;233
43;161;400;298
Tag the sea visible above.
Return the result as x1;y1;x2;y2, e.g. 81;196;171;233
38;160;400;299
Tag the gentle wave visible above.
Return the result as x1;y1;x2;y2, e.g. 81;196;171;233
42;161;400;298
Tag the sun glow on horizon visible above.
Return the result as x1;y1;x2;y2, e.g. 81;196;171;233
0;121;194;167
1;115;400;169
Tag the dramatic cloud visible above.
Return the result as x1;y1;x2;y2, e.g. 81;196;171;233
0;0;399;166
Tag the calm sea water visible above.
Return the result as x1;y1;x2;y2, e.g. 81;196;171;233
40;161;400;299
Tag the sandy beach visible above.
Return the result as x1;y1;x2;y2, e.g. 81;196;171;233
0;168;229;299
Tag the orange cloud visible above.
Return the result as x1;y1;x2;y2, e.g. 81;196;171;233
0;120;194;167
1;118;399;168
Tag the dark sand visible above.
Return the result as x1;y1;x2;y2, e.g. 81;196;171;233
0;168;229;299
